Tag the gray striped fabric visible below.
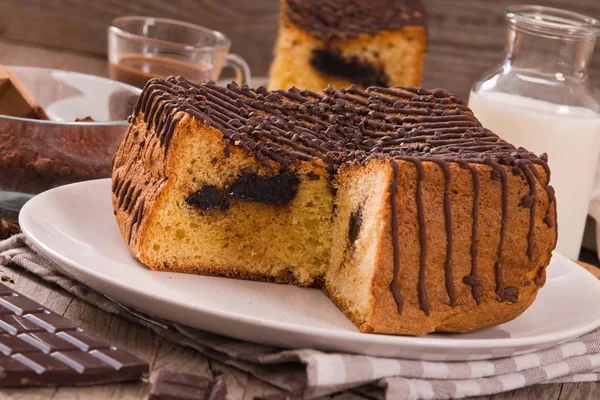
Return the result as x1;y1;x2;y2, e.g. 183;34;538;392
2;234;599;400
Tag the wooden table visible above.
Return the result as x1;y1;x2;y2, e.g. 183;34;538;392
1;39;600;400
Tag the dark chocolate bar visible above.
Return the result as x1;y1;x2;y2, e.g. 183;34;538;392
0;283;149;387
149;370;227;400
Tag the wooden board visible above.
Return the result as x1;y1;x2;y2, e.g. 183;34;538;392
1;0;599;98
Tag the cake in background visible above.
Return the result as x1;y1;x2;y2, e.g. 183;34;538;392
112;77;556;335
267;0;427;91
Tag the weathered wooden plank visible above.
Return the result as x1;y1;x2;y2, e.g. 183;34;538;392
0;39;107;76
2;0;600;99
422;42;600;101
510;384;562;400
559;382;593;399
0;0;279;77
471;389;514;400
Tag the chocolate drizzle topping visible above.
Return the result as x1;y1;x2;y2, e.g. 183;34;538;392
414;159;429;315
129;76;555;315
389;160;403;313
284;0;427;41
461;161;482;304
432;159;455;307
486;159;508;302
522;163;537;260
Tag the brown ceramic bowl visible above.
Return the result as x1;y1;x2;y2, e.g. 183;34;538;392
0;66;141;217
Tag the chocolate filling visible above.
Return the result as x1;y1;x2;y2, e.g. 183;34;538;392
310;49;388;87
186;185;227;211
348;206;363;244
186;170;299;211
228;170;299;205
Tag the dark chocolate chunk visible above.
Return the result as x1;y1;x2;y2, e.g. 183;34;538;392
348;206;363;244
504;286;518;303
56;329;111;352
12;352;73;375
89;348;148;371
228;170;299;206
0;294;45;315
0;285;13;297
0;333;38;355
0;314;45;335
307;171;320;181
52;351;113;374
520;195;534;208
311;49;388;88
19;332;81;354
23;311;78;333
186;186;226;211
0;283;148;387
187;170;299;211
149;370;227;400
0;356;38;385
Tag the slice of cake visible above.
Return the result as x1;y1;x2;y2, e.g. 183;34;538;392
267;0;427;92
112;77;556;335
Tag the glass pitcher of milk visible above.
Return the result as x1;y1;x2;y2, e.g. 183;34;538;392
469;5;600;260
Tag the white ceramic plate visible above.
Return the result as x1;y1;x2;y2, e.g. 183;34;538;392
20;179;600;360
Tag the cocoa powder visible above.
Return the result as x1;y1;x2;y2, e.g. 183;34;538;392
0;117;127;195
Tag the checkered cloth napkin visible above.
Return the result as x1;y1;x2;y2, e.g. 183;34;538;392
2;234;600;400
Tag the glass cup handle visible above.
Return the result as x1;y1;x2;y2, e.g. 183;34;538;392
223;53;251;85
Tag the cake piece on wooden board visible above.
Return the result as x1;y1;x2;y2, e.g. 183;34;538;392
112;76;556;335
0;65;49;120
268;0;427;91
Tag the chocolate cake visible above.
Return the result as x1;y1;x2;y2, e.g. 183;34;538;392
112;77;556;335
268;0;427;91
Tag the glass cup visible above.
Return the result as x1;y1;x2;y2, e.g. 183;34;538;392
108;16;251;88
468;5;600;259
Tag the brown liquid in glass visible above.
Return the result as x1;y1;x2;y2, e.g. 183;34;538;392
109;55;211;88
